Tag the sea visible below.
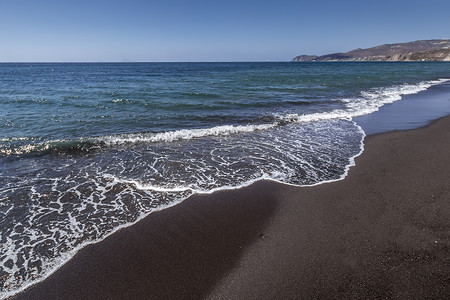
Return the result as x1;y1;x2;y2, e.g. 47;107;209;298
1;62;449;297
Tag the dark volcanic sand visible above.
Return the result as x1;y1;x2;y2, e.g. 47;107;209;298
14;116;450;300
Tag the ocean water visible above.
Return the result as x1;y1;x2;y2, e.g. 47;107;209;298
0;62;449;297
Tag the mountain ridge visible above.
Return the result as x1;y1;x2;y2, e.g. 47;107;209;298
293;39;450;62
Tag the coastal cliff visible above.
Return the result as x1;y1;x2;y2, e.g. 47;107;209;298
293;39;450;62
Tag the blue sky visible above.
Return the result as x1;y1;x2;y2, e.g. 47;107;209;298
1;0;449;62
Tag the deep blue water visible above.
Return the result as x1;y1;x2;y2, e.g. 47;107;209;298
1;62;449;297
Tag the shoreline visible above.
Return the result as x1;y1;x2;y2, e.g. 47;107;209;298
12;114;450;299
209;115;450;299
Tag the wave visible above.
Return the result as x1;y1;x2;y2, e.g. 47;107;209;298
1;78;448;157
0;117;366;299
98;78;449;145
279;78;449;122
181;92;222;99
97;123;277;145
111;98;138;103
0;139;105;156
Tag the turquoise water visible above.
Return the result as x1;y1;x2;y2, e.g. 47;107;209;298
1;62;449;144
1;62;449;297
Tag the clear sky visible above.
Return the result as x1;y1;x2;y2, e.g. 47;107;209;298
1;0;449;62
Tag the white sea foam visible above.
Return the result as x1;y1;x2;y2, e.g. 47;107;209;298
280;78;450;124
96;123;277;146
1;79;447;157
1;118;364;298
95;78;449;147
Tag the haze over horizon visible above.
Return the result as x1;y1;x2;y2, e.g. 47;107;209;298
1;0;449;62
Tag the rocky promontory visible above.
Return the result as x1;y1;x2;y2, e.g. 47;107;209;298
293;39;450;62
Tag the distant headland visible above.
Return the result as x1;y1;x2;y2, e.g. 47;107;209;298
293;39;450;62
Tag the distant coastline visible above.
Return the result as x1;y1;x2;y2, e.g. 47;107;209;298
293;39;450;62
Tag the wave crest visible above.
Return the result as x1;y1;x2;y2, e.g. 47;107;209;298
1;78;448;157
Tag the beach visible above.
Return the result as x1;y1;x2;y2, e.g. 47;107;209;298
2;0;450;295
1;62;449;299
13;112;450;299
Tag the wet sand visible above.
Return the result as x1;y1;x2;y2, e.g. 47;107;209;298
14;116;450;299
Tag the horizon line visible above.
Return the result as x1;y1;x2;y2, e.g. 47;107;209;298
0;60;291;63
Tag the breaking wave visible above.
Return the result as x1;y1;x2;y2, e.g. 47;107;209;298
1;78;447;157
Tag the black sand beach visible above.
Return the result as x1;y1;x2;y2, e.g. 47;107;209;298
13;115;450;299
